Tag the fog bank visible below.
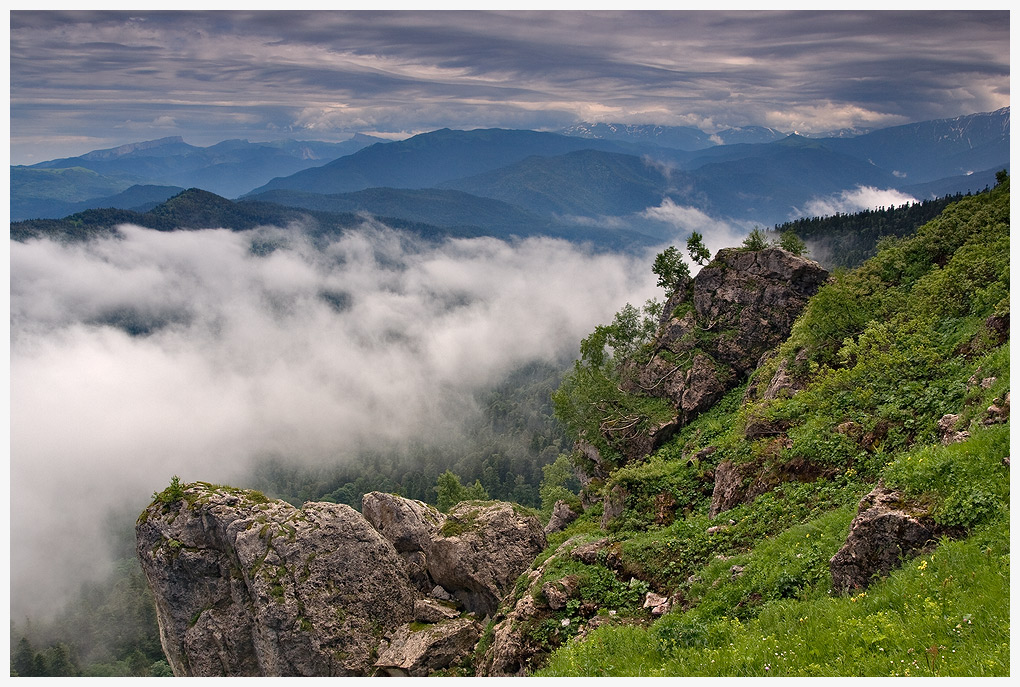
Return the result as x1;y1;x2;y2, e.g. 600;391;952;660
10;223;662;619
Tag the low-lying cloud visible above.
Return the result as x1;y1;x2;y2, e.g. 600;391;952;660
640;198;752;261
10;222;660;619
797;185;919;218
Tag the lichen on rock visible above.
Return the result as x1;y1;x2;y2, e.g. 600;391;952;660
137;482;417;676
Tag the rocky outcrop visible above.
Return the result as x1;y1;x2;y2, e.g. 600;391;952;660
544;500;579;535
136;483;417;676
413;598;460;623
829;483;937;593
759;350;810;401
362;491;445;592
984;392;1010;425
426;501;547;617
936;413;970;445
600;484;628;529
709;456;831;517
362;491;445;553
601;247;828;468
629;248;827;416
138;485;546;677
709;460;751;518
374;618;482;677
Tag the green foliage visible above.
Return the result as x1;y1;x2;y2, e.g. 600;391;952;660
733;181;1013;482
152;475;185;504
616;477;864;591
601;457;711;532
741;227;769;251
434;469;490;512
777;229;807;256
540;509;1010;676
538;180;1009;676
552;298;673;463
686;231;711;265
536;551;650;613
883;424;1009;529
652;246;691;293
539;453;582;516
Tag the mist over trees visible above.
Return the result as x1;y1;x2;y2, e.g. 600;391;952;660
772;190;978;268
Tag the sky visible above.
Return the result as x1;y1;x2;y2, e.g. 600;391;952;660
8;8;1011;164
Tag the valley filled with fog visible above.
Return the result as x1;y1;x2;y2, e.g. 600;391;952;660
10;220;674;619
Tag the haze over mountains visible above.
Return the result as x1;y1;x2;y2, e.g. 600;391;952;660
11;108;1009;243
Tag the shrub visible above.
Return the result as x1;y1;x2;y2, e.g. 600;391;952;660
152;476;185;504
741;227;769;251
777;229;808;256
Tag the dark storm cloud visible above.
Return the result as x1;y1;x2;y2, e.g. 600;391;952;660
8;9;1011;160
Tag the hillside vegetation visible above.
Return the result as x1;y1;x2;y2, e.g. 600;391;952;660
528;174;1009;676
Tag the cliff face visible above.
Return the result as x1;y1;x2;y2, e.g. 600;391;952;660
137;485;545;677
629;247;828;423
574;246;828;468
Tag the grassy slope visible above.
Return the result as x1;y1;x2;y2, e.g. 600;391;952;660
535;178;1010;676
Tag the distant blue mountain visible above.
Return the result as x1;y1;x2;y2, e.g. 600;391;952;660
820;108;1010;183
12;109;1009;243
246;128;637;196
560;122;787;149
25;135;384;199
438;149;672;217
247;187;543;233
10;183;185;221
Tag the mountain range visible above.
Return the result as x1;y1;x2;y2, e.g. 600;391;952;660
11;109;1009;240
11;135;385;219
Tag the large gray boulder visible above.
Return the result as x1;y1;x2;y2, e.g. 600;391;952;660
544;500;579;535
830;483;937;593
362;491;446;592
362;491;445;553
374;618;482;676
632;247;828;417
136;483;416;676
426;501;547;617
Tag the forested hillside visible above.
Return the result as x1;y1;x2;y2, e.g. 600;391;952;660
773;190;983;268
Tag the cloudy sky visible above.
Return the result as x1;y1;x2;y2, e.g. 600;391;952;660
8;8;1010;163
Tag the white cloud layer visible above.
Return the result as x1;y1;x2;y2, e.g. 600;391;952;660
10;223;660;618
797;186;920;218
640;198;752;261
